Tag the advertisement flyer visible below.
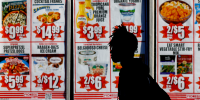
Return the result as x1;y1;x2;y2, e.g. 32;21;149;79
0;0;67;99
156;0;200;99
73;0;148;99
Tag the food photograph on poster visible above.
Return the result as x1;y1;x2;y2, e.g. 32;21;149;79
0;0;68;99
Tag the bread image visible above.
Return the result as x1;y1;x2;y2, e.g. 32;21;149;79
37;15;44;21
47;16;54;23
41;16;47;23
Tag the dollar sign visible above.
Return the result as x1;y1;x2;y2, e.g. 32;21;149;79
37;26;41;33
83;26;87;34
173;26;178;34
5;26;9;34
5;76;8;84
44;76;48;84
174;76;178;85
90;76;95;84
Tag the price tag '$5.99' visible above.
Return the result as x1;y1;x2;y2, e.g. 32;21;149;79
5;75;23;88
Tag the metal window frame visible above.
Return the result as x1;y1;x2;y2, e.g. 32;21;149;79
149;0;155;79
67;0;71;100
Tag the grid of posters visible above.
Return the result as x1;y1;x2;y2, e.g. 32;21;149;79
156;0;200;99
73;0;147;99
0;0;66;99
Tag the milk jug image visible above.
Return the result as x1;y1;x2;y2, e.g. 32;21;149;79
85;0;94;21
76;1;88;28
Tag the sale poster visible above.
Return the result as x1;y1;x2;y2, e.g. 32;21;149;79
73;0;148;99
0;0;66;99
156;0;200;99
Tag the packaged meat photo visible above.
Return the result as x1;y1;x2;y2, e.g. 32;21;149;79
0;54;29;75
32;1;65;41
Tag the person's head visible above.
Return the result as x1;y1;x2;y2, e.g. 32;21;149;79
109;25;138;62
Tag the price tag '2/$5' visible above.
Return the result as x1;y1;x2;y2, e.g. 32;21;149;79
160;23;192;41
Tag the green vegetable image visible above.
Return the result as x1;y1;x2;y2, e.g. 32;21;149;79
2;2;8;17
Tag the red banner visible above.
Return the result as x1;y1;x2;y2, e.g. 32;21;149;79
160;74;192;92
33;72;64;91
160;23;192;41
0;23;29;41
33;23;64;41
77;23;108;41
0;73;29;90
77;73;109;91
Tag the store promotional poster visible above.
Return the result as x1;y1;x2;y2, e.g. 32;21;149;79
156;0;200;99
73;0;148;99
0;0;66;100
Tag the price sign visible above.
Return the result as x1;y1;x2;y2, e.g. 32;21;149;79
37;75;59;89
84;76;102;89
160;74;192;92
5;75;23;88
125;25;138;34
0;73;29;90
167;76;185;90
36;26;60;39
83;26;102;39
33;73;64;90
120;22;143;37
167;26;185;39
77;23;108;41
0;23;29;41
160;23;192;41
5;26;24;39
33;23;64;41
77;73;109;91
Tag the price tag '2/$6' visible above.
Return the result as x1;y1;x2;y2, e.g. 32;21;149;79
160;74;192;92
84;76;102;89
167;76;185;90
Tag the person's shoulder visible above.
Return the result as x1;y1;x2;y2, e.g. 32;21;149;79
133;58;149;74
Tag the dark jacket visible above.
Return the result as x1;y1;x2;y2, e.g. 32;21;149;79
118;58;170;100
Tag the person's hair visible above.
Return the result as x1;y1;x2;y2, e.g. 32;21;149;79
109;25;138;52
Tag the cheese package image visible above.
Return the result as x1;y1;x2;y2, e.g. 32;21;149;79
87;62;108;76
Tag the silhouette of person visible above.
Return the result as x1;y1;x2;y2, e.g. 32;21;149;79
109;25;171;100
